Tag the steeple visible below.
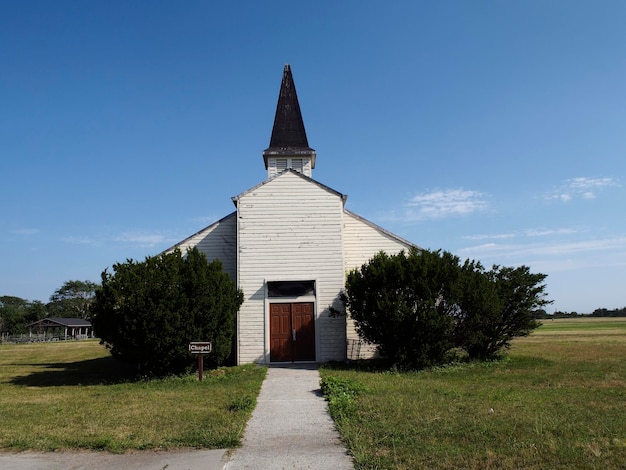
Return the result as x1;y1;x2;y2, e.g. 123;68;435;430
263;64;316;178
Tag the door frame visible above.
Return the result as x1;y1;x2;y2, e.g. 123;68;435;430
264;279;318;364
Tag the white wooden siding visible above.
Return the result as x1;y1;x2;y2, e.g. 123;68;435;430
343;210;414;271
168;212;237;280
267;157;312;178
237;171;346;364
342;210;415;359
166;173;417;364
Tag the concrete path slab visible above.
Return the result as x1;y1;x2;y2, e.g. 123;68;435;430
0;448;229;470
225;365;354;469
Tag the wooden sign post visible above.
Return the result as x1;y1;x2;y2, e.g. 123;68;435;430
189;342;212;382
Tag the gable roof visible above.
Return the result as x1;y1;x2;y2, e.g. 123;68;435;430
344;209;419;249
231;168;347;206
27;318;92;328
163;211;236;254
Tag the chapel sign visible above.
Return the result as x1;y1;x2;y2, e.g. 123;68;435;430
189;342;212;381
189;342;212;354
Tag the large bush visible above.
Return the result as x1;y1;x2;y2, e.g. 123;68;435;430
454;264;548;359
91;248;243;376
341;248;549;369
342;248;459;369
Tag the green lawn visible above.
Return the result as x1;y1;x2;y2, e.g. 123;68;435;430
535;316;626;333
0;340;266;452
320;318;626;469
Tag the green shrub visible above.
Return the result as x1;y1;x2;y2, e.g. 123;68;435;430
454;263;547;360
341;248;458;369
340;247;549;369
91;247;243;377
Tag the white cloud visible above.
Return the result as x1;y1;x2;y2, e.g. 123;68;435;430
11;228;40;235
457;236;626;269
62;231;176;249
525;228;580;237
464;233;516;241
547;176;620;202
62;236;98;245
114;232;171;248
465;228;580;241
568;177;618;190
524;228;581;237
405;188;488;220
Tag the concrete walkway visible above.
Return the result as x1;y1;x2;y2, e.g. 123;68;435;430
0;448;229;470
0;365;353;470
225;365;354;469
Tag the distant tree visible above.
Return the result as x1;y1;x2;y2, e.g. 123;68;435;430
532;307;626;319
553;310;582;318
454;264;549;360
47;280;99;320
341;248;458;370
24;300;48;324
592;307;626;317
91;247;243;376
0;296;30;334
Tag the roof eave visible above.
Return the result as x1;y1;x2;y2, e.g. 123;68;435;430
262;147;316;169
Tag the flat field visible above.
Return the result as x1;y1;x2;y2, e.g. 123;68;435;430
320;317;626;469
0;340;266;452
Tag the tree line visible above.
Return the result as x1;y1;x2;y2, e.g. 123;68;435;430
535;307;626;319
0;280;98;335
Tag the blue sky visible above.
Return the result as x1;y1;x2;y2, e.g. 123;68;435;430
2;1;625;313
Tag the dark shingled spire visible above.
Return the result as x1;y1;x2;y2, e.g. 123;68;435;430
268;64;311;149
263;64;315;168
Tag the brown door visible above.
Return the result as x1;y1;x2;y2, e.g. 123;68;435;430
270;302;315;362
270;304;292;362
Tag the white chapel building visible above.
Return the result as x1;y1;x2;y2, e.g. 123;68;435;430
169;65;415;365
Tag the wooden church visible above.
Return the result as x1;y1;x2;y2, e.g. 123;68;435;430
169;65;415;365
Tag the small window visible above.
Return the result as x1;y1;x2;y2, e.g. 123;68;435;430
291;158;303;173
268;280;315;298
276;159;288;172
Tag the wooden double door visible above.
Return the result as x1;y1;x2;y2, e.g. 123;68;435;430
270;302;315;362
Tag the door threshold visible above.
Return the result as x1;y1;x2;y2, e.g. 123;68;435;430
268;361;318;368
